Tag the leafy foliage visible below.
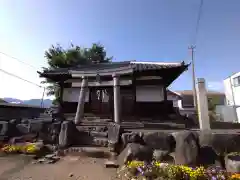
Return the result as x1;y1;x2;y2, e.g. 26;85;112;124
208;96;222;121
42;43;112;102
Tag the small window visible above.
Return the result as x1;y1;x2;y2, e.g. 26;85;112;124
233;76;240;87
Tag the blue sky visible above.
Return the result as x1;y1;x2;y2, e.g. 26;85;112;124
0;0;240;99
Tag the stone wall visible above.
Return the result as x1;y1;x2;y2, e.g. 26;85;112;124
211;121;240;129
119;130;240;168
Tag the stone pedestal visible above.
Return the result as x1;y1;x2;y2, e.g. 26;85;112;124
106;122;121;168
74;76;88;124
196;78;210;130
112;74;120;124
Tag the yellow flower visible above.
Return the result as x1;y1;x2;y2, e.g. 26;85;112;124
127;161;145;168
231;173;240;179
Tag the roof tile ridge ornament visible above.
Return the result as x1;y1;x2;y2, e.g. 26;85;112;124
129;60;137;70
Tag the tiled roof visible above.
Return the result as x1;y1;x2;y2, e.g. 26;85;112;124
39;61;187;76
167;90;182;98
131;61;185;72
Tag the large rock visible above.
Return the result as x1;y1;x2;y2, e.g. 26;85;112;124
172;131;199;166
142;132;175;152
199;131;240;154
16;124;30;134
153;149;174;162
118;143;153;166
29;121;43;133
58;121;77;148
121;132;143;148
9;134;38;144
198;131;240;167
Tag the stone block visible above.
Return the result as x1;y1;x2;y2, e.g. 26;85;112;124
117;143;153;166
0;121;8;136
173;131;199;166
105;159;119;168
107;123;121;145
16;124;30;134
29;121;43;133
90;131;108;138
142;132;176;152
58;121;77;148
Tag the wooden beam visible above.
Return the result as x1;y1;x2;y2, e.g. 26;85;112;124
71;66;133;78
136;76;162;80
72;80;132;87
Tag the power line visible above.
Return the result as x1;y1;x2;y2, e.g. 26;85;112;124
192;0;204;45
0;68;43;88
0;51;39;70
189;0;204;114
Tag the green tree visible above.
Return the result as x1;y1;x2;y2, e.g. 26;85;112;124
41;43;112;103
208;96;221;121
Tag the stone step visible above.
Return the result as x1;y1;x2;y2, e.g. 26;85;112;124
92;137;108;147
63;146;111;158
89;131;108;138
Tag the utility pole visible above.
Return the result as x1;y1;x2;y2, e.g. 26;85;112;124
189;45;198;111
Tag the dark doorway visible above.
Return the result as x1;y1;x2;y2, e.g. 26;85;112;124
90;87;112;116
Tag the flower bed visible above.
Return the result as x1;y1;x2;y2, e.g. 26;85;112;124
1;143;39;154
118;161;240;180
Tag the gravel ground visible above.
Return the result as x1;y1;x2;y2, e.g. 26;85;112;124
0;155;119;180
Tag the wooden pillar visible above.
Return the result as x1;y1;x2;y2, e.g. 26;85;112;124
196;78;210;130
59;81;64;106
132;76;137;119
163;85;167;101
52;82;64;121
112;74;121;123
74;76;88;124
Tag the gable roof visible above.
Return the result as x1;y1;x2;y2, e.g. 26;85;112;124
38;61;188;76
167;90;182;99
38;61;189;87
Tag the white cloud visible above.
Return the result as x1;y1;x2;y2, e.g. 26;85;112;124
207;81;224;91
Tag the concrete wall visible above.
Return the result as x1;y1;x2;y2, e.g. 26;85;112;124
224;72;240;122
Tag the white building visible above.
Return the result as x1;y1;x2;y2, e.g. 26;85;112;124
224;72;240;123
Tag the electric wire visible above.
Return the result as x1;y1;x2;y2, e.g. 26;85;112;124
0;51;39;70
192;0;204;46
0;68;46;107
